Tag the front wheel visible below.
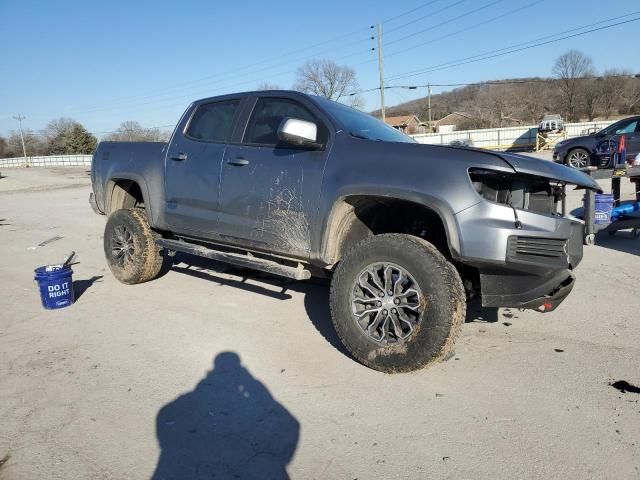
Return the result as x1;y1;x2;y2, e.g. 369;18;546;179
104;208;164;284
329;234;466;373
566;148;590;169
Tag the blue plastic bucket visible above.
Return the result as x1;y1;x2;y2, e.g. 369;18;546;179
594;193;615;224
34;265;74;310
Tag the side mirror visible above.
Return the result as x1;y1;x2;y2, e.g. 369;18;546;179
277;118;320;148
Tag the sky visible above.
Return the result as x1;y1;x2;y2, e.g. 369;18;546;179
0;0;639;138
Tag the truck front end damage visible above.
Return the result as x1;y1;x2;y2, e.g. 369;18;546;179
456;154;599;312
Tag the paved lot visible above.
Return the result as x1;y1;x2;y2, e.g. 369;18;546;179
1;164;639;479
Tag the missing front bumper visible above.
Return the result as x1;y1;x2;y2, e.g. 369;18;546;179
481;270;575;311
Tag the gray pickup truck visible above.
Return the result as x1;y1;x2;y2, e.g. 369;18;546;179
90;90;599;372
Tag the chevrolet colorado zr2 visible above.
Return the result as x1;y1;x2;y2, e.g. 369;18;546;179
90;90;600;372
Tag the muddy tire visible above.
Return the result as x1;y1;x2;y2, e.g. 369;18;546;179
330;234;465;373
104;208;163;285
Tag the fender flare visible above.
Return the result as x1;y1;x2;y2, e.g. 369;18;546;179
105;173;154;223
318;190;462;264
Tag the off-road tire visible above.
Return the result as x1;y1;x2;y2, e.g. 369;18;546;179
330;234;465;373
104;208;163;285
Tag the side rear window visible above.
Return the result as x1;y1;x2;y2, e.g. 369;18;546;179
186;100;239;142
243;98;326;146
614;120;638;135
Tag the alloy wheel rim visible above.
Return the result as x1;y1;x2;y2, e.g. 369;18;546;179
568;151;588;168
350;262;423;345
111;225;135;266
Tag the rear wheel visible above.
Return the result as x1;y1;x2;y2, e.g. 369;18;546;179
566;148;590;169
330;234;465;373
104;208;164;284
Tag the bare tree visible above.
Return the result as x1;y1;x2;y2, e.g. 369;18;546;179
623;76;640;114
105;121;169;142
520;82;547;124
6;130;48;157
0;136;9;158
293;59;362;107
45;118;76;139
599;69;630;118
581;78;602;121
552;50;594;121
256;82;281;90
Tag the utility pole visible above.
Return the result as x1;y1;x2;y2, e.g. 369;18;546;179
12;115;27;159
427;83;432;132
376;23;385;122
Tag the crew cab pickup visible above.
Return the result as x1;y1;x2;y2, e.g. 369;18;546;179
90;90;600;372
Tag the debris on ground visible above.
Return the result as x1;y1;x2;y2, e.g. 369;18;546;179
29;234;64;250
0;453;10;471
610;380;640;394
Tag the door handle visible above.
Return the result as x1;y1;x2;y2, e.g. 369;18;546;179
171;152;188;161
227;157;249;166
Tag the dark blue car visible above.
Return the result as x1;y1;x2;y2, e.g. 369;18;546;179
553;116;640;168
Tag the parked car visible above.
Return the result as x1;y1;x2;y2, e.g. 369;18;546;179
538;114;565;133
449;139;474;147
553;116;640;168
90;90;599;373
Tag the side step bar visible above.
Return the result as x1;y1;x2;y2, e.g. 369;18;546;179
155;238;311;280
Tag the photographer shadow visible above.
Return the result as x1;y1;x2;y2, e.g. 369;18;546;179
152;352;299;480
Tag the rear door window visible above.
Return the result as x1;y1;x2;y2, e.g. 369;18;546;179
606;119;637;135
243;98;326;146
186;99;240;142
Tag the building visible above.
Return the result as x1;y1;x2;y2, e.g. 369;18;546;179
383;115;427;134
433;112;474;133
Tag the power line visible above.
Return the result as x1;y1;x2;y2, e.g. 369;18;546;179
65;28;372;113
385;0;503;46
351;0;541;71
23;2;534;121
37;1;492;117
62;34;382;120
59;37;376;118
387;12;640;81
381;0;443;24
383;0;540;61
385;0;469;35
63;38;370;114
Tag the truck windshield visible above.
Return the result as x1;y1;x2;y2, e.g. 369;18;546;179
312;96;416;143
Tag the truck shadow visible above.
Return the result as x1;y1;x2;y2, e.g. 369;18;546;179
169;253;351;359
168;254;501;352
152;352;299;479
595;231;640;255
465;299;499;323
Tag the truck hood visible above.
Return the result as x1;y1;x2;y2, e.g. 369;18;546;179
499;152;602;192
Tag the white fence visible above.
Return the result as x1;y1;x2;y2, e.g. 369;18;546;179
410;121;614;151
0;154;92;168
0;120;618;167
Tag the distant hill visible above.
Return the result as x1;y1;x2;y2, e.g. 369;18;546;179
372;75;640;129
